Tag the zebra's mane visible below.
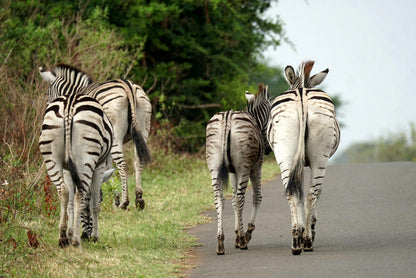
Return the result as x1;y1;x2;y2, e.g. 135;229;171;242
52;63;93;85
247;83;270;111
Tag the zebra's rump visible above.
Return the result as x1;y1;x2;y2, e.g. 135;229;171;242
268;88;340;164
206;111;263;174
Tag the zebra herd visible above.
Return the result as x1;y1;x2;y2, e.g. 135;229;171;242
38;60;339;255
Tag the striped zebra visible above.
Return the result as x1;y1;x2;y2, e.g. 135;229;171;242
206;84;270;255
39;93;113;247
267;61;340;255
39;64;152;213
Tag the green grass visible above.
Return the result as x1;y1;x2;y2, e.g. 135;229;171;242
0;150;279;277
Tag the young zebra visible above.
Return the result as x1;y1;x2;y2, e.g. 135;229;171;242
267;61;340;255
39;93;113;247
39;64;152;212
206;84;270;255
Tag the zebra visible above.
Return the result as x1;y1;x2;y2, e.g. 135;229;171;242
39;93;113;247
39;64;152;213
267;61;340;255
206;84;271;255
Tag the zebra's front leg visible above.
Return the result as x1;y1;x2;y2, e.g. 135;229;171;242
287;194;305;255
232;174;248;250
213;182;225;255
134;154;145;211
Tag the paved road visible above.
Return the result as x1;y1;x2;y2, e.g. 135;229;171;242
188;162;416;278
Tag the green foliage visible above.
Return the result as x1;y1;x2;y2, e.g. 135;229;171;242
337;123;416;163
1;0;287;151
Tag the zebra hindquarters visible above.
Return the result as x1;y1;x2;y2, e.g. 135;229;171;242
303;103;340;252
69;101;113;246
39;102;69;247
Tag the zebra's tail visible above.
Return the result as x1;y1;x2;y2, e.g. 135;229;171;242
126;81;152;166
217;158;229;190
64;101;82;191
286;89;307;200
217;115;233;190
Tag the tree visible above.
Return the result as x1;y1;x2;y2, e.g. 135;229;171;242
1;0;288;151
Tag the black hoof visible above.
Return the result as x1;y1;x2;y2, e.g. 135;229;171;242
59;238;69;248
114;193;120;207
120;201;129;210
292;248;302;255
303;237;314;252
136;198;145;211
217;234;225;255
81;232;90;241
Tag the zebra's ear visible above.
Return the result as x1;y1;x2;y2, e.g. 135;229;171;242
284;65;296;86
310;68;329;87
245;91;255;103
39;67;56;83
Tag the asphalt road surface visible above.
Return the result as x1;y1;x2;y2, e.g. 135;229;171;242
188;162;416;278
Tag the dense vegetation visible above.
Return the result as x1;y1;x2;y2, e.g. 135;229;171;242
0;0;289;152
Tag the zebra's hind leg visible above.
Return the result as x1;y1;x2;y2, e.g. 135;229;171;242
213;180;226;255
114;158;130;210
232;173;248;250
81;191;92;240
304;166;324;252
134;154;145;211
245;168;262;245
287;194;305;255
90;166;104;242
58;185;69;248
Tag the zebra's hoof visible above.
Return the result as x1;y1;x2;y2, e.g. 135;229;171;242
292;248;302;255
303;237;314;252
235;233;247;249
217;234;225;255
59;238;69;248
81;232;90;241
120;201;129;210
114;193;120;207
136;198;145;211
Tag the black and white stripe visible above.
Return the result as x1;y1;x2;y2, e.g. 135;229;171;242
39;93;113;247
267;61;340;255
40;64;152;215
206;84;270;255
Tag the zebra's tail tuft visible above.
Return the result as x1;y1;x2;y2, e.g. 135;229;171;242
286;156;304;200
68;157;81;191
285;88;307;200
131;128;152;166
217;159;229;190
